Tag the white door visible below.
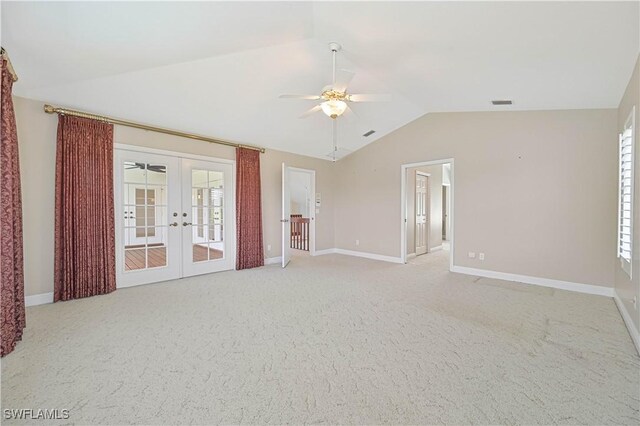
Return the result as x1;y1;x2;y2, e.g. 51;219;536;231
115;149;235;288
181;158;235;277
115;151;182;287
415;172;429;256
282;163;291;267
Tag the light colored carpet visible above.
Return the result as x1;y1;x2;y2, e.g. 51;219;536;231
2;250;639;425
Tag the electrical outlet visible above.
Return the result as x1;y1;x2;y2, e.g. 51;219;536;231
267;244;271;251
356;239;360;246
479;253;485;261
468;252;476;259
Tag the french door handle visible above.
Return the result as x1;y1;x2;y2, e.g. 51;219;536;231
183;222;193;226
169;222;179;227
281;219;289;223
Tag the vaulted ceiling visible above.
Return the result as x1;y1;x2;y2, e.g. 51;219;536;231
2;2;638;159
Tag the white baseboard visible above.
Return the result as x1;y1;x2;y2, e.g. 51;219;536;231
25;292;53;307
407;252;416;259
264;256;282;265
451;266;614;297
613;290;640;355
334;248;403;264
429;245;443;252
313;248;336;256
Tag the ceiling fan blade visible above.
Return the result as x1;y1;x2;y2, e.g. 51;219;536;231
348;94;392;102
343;104;358;121
333;69;355;92
279;94;321;100
299;104;322;119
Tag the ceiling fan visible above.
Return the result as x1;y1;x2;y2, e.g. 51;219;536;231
279;42;390;161
125;162;166;173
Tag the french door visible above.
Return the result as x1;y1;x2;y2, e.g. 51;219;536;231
115;149;235;288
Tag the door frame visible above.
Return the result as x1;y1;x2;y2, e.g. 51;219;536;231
442;184;450;241
114;144;236;288
415;171;430;256
400;158;454;269
287;166;316;256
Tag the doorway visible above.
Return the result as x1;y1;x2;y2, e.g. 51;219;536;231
281;164;316;267
401;159;454;268
115;147;235;288
415;172;430;255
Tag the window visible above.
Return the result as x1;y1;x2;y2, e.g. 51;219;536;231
618;106;635;278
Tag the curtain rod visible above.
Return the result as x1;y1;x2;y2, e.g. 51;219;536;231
1;47;18;82
43;104;265;153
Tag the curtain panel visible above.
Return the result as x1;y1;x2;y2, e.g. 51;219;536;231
236;148;264;270
54;116;116;301
0;58;25;356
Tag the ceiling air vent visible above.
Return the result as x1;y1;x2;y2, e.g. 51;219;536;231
363;130;376;137
491;100;513;105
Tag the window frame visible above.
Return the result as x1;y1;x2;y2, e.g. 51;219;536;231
618;106;635;278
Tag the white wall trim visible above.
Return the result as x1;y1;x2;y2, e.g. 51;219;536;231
264;256;282;265
25;292;53;307
451;265;614;297
407;252;417;259
334;249;403;264
430;245;443;252
313;248;336;256
614;289;640;355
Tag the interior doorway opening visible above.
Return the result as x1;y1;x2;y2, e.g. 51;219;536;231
281;165;316;267
401;159;454;269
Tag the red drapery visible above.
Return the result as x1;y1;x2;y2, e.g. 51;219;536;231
236;148;264;269
54;115;116;301
0;58;25;356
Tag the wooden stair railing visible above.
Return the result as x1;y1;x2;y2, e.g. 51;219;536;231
290;215;310;251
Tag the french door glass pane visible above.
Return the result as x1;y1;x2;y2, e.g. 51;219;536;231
122;161;169;271
192;169;224;262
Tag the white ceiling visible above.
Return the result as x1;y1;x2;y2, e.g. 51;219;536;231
2;1;638;160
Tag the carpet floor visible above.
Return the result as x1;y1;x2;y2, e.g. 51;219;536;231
2;250;639;425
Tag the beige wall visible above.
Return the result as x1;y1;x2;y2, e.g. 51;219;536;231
14;94;623;296
335;109;618;288
616;55;640;332
406;164;444;254
15;96;335;296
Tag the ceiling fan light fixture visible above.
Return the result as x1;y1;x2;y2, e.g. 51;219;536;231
321;99;347;119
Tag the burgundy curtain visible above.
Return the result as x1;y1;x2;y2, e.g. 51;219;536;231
0;58;25;356
54;115;116;301
236;148;264;269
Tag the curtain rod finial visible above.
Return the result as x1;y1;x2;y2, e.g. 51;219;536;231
44;104;55;114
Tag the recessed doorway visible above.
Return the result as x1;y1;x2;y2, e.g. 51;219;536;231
281;164;316;267
401;159;454;268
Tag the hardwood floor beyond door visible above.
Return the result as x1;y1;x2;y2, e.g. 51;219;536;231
125;245;223;270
